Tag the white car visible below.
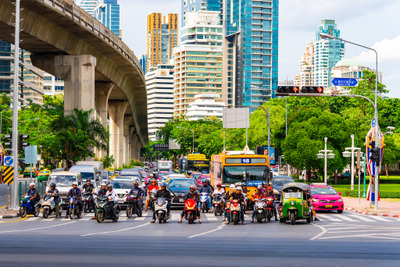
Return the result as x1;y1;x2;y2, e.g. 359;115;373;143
111;179;138;207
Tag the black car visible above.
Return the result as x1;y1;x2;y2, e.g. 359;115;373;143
272;176;295;202
167;178;197;207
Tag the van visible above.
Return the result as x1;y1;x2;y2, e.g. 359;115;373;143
76;161;103;173
69;165;100;187
46;171;82;203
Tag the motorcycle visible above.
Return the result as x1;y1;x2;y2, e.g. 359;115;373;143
154;197;168;223
213;193;223;216
41;194;62;218
68;196;81;219
19;195;40;218
230;199;242;225
126;191;142;218
200;192;210;213
82;191;94;213
148;188;157;210
243;193;249;214
96;196;120;223
266;197;275;222
254;198;267;223
183;198;198;224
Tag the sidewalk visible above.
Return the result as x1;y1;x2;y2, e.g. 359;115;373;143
343;197;400;217
0;207;19;219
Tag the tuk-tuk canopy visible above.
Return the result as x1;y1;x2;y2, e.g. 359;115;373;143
282;182;310;192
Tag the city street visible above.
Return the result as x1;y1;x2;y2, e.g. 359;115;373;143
0;210;399;266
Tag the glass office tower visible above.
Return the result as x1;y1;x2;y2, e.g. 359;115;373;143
94;0;121;37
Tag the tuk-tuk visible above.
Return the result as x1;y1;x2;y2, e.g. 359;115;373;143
37;169;51;182
279;182;312;225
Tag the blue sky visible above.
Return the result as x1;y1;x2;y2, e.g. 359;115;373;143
119;0;400;98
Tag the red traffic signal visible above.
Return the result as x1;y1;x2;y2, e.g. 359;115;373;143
276;86;301;96
300;86;324;94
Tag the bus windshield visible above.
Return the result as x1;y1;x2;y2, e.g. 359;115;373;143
223;166;268;184
187;160;210;173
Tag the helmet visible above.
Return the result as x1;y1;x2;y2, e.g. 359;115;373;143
133;181;138;185
161;183;166;187
50;183;56;188
229;184;236;190
241;182;246;186
262;182;266;186
267;186;272;190
29;182;35;187
151;179;156;183
101;183;106;187
86;179;91;183
257;185;263;190
190;185;196;190
72;182;78;186
107;184;113;188
217;183;222;187
203;179;209;184
236;186;242;191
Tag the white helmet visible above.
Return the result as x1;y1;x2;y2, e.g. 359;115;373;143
101;183;107;187
107;184;113;188
229;184;236;190
72;182;78;186
30;182;35;187
236;186;243;191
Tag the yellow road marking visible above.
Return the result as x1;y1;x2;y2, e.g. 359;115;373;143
0;205;7;209
0;215;31;224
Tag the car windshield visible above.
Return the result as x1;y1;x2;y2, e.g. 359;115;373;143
284;192;302;199
111;180;133;189
192;174;201;179
81;172;94;181
311;187;338;195
223;166;268;184
273;179;294;187
49;175;76;187
168;179;196;189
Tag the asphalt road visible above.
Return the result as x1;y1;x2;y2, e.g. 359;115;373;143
0;209;399;266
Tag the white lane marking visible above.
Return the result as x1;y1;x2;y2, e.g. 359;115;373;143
188;223;225;239
336;215;357;222
319;232;400;240
310;223;327;240
81;222;150;237
44;218;56;222
349;214;375;222
372;216;391;222
0;221;76;234
318;214;341;222
205;213;218;221
26;217;40;222
135;216;145;221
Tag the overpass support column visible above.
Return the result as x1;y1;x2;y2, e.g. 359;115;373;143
95;83;114;159
123;116;131;165
109;101;128;168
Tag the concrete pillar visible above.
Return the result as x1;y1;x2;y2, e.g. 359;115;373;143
123;116;131;165
94;83;114;159
108;101;128;168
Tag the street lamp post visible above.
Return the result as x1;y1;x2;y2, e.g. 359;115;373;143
320;32;380;210
342;135;362;191
316;137;335;183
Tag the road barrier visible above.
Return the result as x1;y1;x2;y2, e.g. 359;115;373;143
18;180;47;198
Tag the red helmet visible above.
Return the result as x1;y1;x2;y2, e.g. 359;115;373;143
151;179;156;183
217;183;222;187
267;186;272;190
190;185;196;190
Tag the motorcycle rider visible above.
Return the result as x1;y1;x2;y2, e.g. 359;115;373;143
212;183;226;210
265;186;278;221
262;182;268;192
66;182;82;218
127;181;145;214
47;183;61;218
105;184;117;218
227;186;246;225
251;185;267;223
82;179;95;210
222;184;236;222
199;179;213;212
23;183;40;209
145;179;159;211
151;183;171;223
92;183;107;219
178;185;201;223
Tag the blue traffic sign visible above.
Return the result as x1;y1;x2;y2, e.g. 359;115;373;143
4;156;14;166
371;119;376;127
331;78;358;87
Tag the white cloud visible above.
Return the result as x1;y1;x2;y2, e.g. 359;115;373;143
357;35;400;64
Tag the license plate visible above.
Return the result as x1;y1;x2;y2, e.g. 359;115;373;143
179;198;184;203
325;205;332;208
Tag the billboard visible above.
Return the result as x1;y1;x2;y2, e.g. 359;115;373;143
223;108;249;129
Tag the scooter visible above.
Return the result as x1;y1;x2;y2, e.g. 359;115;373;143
68;196;82;219
266;197;275;222
96;196;120;223
183;198;198;224
82;191;94;213
154;197;168;223
19;195;40;218
213;193;223;216
200;192;209;213
41;194;62;218
148;188;157;210
254;198;267;223
126;191;142;218
230;199;242;225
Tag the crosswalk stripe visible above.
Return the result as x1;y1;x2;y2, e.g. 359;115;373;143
335;215;357;222
26;217;40;221
135;216;146;221
318;214;341;222
349;214;375;222
371;216;391;222
205;213;218;221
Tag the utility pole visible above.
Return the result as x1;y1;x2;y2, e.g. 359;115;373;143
351;134;355;190
267;106;270;169
11;0;21;210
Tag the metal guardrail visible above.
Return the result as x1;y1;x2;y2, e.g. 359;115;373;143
18;180;47;198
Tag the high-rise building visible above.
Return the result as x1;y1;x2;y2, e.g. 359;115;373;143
313;19;344;87
21;51;44;105
139;54;147;76
145;64;174;141
94;0;121;37
297;41;314;87
173;10;223;116
80;0;99;16
0;40;12;95
147;13;178;73
181;0;222;28
223;0;279;110
43;73;65;96
186;94;225;121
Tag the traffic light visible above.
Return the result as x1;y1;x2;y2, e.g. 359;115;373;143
370;148;380;162
300;86;324;94
19;134;29;152
276;86;300;96
4;134;12;153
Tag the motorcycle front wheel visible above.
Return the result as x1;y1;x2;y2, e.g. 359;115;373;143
112;216;119;222
83;202;90;213
96;210;104;223
69;208;74;220
42;208;49;219
19;206;27;218
290;212;296;225
126;206;133;218
34;206;40;217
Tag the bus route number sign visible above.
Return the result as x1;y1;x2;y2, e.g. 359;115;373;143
241;158;252;164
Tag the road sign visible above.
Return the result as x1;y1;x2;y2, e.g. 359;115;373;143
4;156;14;166
24;145;38;164
331;78;358;87
153;144;169;151
3;166;14;184
371;118;376;127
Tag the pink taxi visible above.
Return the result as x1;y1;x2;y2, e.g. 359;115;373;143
310;183;344;213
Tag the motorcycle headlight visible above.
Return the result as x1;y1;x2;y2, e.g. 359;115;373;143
337;199;343;202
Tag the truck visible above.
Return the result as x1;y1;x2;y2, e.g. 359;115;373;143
157;160;173;173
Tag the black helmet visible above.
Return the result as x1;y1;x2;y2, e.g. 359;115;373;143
50;183;56;188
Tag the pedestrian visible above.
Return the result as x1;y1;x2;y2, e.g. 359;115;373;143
368;177;375;206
